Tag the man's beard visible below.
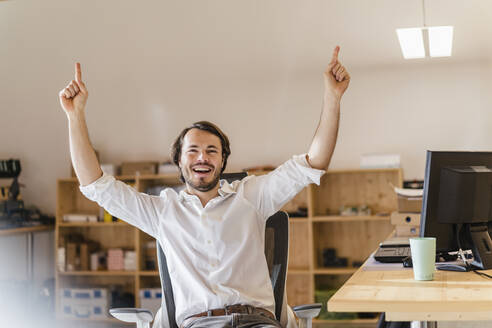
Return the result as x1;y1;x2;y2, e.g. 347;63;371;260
182;168;221;192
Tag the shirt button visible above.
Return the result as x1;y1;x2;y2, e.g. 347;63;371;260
200;213;206;219
207;240;212;244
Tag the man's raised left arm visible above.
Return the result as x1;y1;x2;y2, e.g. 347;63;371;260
307;46;350;170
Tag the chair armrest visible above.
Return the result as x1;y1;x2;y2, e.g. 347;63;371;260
110;308;154;328
292;303;322;328
292;303;322;319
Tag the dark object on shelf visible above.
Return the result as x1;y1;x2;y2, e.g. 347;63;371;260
322;248;348;267
0;159;21;178
145;260;156;271
352;261;364;268
0;160;22;203
110;286;135;308
287;207;308;218
402;256;412;268
358;312;378;319
403;179;424;189
0;201;54;230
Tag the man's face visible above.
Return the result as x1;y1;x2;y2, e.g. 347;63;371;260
179;128;223;192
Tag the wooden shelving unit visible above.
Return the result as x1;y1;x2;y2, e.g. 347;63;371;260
55;167;402;326
55;174;182;322
285;168;402;327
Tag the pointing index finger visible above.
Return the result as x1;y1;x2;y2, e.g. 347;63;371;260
75;62;82;82
330;46;340;65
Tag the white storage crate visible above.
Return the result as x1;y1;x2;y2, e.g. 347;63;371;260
60;288;109;319
139;288;162;316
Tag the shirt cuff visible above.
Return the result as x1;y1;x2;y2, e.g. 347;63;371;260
292;153;326;185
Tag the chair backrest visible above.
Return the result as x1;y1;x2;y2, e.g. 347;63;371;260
156;173;290;328
156;211;289;328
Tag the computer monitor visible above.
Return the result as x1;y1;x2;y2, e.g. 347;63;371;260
420;151;492;269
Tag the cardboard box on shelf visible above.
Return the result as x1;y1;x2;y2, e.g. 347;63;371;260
79;243;89;271
66;243;77;271
390;212;421;226
107;248;124;271
121;161;158;176
397;196;423;213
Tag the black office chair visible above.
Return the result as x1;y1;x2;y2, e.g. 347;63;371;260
110;173;321;328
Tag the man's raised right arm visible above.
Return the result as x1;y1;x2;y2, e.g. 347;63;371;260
59;63;103;186
58;63;160;238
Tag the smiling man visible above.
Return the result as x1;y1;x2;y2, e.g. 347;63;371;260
171;124;231;206
59;46;350;328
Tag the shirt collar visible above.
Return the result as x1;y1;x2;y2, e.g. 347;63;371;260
178;179;236;202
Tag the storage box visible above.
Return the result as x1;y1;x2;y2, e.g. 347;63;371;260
121;161;158;176
57;247;66;272
390;212;421;226
66;243;77;271
395;225;420;237
107;248;124;271
397;196;422;213
80;243;89;271
60;288;108;319
63;213;98;223
139;288;162;317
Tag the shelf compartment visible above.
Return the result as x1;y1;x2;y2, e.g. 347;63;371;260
57;225;136;250
312;220;393;269
287;272;313;307
288;220;310;270
56;180;100;223
314;274;358;321
312;169;402;217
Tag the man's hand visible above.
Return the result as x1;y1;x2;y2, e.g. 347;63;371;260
324;46;350;100
59;63;89;115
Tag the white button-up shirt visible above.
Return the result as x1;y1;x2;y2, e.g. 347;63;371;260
80;154;325;325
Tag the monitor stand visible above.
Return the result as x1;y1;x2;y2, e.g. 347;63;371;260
466;223;492;270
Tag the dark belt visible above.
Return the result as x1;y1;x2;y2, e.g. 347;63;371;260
185;304;275;321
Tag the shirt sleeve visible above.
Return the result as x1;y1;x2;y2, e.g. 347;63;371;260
79;173;164;238
242;154;325;219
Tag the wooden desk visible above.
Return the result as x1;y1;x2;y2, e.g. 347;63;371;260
327;256;492;322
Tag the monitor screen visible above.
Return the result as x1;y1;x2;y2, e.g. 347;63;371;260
420;151;492;252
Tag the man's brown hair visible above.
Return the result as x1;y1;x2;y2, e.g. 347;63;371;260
171;121;231;182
